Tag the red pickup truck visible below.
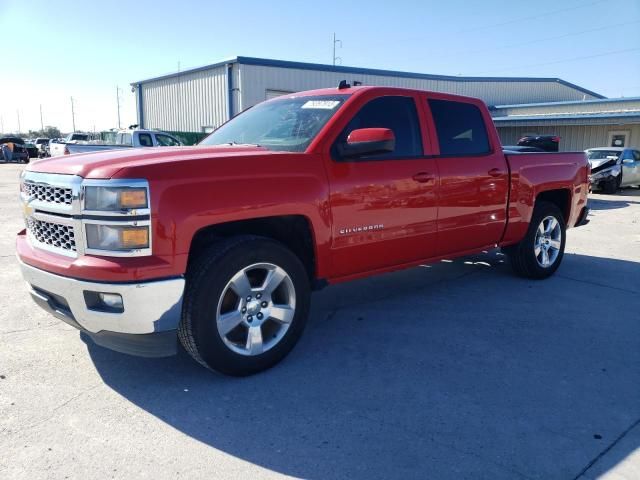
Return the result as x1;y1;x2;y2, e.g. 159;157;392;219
17;85;590;375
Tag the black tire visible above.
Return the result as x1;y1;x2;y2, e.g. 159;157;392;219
179;235;310;376
503;201;566;279
601;174;620;194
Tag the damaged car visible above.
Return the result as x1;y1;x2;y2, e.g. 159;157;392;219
586;147;640;194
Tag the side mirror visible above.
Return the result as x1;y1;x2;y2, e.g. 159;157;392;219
337;128;395;159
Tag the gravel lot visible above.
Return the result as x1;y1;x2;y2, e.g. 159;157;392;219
1;162;639;479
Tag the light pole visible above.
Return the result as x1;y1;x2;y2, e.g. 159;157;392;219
116;86;122;129
17;110;21;134
40;104;45;134
332;33;342;66
70;96;76;132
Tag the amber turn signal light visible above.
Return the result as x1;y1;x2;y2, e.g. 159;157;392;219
120;227;149;249
119;189;147;209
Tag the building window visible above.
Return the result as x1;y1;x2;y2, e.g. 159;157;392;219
608;130;630;148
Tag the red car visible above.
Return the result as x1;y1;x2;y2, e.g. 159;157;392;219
17;85;589;375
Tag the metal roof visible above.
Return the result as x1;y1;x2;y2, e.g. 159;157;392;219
493;112;640;121
131;56;604;99
493;112;640;127
494;96;640;109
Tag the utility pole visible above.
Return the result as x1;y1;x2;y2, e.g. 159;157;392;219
17;110;21;134
332;33;342;66
70;96;76;132
39;104;45;133
116;86;122;129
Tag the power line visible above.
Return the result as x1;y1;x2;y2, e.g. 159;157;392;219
459;0;606;33
470;47;640;75
449;19;640;57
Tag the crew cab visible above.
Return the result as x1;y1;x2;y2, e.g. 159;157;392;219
49;129;181;156
17;86;590;376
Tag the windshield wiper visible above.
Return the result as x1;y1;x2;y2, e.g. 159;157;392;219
224;141;261;147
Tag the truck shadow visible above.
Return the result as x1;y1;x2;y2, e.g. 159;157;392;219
83;251;640;479
589;189;640;210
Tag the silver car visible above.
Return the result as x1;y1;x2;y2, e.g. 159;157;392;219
586;147;640;194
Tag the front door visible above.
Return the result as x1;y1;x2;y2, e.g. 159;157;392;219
622;149;640;185
326;95;439;278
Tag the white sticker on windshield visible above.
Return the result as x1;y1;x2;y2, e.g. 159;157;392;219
301;100;340;110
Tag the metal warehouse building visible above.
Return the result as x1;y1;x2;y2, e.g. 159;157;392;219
132;56;640;151
131;56;602;133
492;97;640;151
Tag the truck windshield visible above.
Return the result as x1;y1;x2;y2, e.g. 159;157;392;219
587;150;621;160
200;95;348;152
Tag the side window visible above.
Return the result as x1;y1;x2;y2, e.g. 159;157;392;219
138;133;153;147
428;99;490;156
156;134;180;147
116;133;133;146
634;151;640;162
334;96;422;160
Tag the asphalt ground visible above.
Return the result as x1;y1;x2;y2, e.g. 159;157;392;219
1;162;639;479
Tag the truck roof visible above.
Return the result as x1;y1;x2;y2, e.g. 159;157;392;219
272;85;486;105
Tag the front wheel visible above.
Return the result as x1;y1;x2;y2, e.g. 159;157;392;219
601;173;621;194
179;236;310;376
504;201;566;279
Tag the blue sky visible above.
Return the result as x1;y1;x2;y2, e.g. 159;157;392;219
1;0;639;133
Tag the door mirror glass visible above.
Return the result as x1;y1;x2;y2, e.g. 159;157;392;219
337;128;395;159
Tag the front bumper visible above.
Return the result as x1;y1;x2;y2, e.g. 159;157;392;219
19;260;185;357
589;167;620;187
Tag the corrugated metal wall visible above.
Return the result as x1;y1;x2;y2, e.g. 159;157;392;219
141;65;228;131
493;99;640;117
237;64;595;110
496;124;640;151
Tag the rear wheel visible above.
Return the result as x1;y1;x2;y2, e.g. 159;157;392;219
179;236;310;376
504;201;566;279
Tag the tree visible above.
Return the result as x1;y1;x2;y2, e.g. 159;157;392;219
43;126;61;138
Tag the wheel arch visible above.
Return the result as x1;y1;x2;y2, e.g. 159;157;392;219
187;215;322;288
535;188;571;224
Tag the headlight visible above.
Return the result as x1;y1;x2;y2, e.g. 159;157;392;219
86;224;150;251
84;186;148;211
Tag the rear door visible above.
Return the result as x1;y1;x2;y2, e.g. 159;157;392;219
425;95;509;256
325;93;440;278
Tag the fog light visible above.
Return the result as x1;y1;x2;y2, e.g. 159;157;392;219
98;293;123;310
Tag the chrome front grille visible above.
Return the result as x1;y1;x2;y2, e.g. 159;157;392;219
26;217;77;252
23;182;73;205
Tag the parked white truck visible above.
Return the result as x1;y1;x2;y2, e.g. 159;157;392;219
49;128;182;156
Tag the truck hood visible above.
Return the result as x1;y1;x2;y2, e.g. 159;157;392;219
27;145;277;178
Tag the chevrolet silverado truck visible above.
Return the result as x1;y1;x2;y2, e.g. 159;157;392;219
17;85;590;376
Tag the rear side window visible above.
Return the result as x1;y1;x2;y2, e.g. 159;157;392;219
428;99;490;156
335;96;423;159
138;133;153;147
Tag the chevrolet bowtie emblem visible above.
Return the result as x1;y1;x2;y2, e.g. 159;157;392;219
23;202;34;217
